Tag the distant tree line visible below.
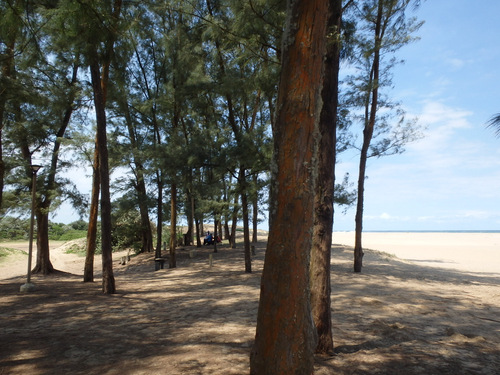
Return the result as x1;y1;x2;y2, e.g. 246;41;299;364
0;218;87;241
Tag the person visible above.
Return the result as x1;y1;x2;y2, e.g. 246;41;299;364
203;231;213;245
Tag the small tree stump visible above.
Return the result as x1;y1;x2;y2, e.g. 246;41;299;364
154;258;165;271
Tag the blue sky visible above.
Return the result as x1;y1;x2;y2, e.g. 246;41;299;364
335;0;500;231
55;1;500;232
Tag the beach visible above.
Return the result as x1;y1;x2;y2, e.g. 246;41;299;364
333;231;500;274
1;232;499;374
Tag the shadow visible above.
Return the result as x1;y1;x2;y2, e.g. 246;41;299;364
0;242;266;375
1;240;499;374
321;245;500;374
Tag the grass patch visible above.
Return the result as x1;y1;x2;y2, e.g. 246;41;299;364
0;247;26;263
64;243;87;257
56;230;87;241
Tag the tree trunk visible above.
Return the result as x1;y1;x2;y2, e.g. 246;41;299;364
239;168;251;273
250;1;329;373
230;193;239;249
84;140;100;282
0;39;16;211
195;216;202;247
90;58;115;294
155;174;163;258
33;211;54;275
354;0;382;273
310;0;342;355
137;173;153;253
0;126;3;210
186;190;194;245
252;174;258;244
87;0;122;294
32;61;78;276
224;221;230;241
122;100;153;253
169;182;177;268
212;217;218;253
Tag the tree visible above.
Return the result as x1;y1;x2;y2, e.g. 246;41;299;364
250;0;330;373
32;59;81;275
0;2;86;275
84;135;99;282
203;0;280;272
487;113;500;137
348;0;423;272
310;0;342;355
83;0;124;293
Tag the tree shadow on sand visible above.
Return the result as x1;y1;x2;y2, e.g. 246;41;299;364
0;242;499;374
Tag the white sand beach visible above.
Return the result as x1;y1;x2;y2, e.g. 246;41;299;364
333;231;500;275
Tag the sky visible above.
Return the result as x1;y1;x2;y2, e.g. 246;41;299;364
334;0;500;231
55;0;500;232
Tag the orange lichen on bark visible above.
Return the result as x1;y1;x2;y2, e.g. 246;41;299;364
251;0;329;374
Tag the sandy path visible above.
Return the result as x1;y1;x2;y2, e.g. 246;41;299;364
0;240;129;280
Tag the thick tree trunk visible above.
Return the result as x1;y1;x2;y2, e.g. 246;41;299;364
250;1;329;373
310;0;342;355
169;183;177;268
33;212;54;275
84;141;100;282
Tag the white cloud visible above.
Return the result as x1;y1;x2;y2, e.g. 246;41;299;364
447;58;466;69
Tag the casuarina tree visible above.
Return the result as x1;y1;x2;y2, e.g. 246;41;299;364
250;0;331;373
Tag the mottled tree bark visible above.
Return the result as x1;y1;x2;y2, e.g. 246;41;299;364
250;0;329;373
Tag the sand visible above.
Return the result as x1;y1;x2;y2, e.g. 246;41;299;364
1;232;499;374
333;231;500;274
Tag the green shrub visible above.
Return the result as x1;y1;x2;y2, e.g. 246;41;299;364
57;230;87;241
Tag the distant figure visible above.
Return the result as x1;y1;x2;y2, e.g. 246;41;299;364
204;231;213;245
